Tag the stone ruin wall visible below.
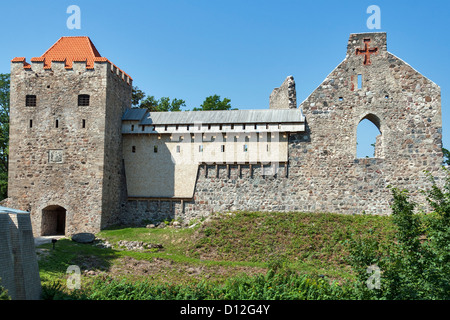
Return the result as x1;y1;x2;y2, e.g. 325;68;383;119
120;33;444;225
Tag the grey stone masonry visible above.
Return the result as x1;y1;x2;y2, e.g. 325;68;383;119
0;209;41;300
269;75;297;109
121;32;444;225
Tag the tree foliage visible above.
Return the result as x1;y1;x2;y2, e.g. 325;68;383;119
132;86;186;112
442;147;450;166
0;73;10;200
193;94;234;111
349;170;450;299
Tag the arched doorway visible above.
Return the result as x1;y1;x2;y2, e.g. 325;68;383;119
41;205;66;236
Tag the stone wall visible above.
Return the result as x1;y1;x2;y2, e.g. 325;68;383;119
0;211;41;300
100;66;132;228
120;32;443;225
269;75;297;109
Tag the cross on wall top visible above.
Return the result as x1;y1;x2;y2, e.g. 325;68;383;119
355;39;378;65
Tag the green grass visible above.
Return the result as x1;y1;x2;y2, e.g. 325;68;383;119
188;211;396;279
38;211;396;299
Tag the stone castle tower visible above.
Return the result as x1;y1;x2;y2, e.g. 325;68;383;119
7;37;132;236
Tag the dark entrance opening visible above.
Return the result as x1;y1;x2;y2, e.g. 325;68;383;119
41;205;66;236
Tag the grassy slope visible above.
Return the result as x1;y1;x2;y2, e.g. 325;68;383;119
38;211;396;292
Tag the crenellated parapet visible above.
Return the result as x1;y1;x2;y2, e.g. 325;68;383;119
11;55;132;86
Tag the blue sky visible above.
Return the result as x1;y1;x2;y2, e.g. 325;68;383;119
1;0;449;157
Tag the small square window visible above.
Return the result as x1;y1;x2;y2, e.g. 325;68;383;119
154;146;158;153
199;145;203;152
78;94;90;106
26;95;36;107
132;146;136;153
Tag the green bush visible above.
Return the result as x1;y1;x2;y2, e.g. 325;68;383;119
67;269;354;300
0;279;10;300
349;171;450;300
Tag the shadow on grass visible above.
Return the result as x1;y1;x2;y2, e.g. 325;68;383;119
37;238;119;276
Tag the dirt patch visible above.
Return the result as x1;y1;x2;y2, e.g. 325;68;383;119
101;256;267;282
73;254;110;273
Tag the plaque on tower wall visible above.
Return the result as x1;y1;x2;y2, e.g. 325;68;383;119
48;150;63;163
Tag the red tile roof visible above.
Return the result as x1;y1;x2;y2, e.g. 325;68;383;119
38;36;101;69
12;36;132;81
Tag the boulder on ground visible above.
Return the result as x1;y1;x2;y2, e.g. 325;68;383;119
72;232;95;243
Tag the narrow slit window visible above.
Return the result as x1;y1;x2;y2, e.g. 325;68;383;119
243;144;248;152
154;146;158;153
29;119;33;128
357;74;362;90
131;124;134;131
142;125;145;132
78;94;90;106
221;145;225;152
82;119;86;128
199;145;203;152
176;145;180;153
55;119;59;128
26;95;36;107
132;146;136;153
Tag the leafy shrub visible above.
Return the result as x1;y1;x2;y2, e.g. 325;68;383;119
349;171;450;300
41;280;74;300
67;269;354;300
0;280;10;300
